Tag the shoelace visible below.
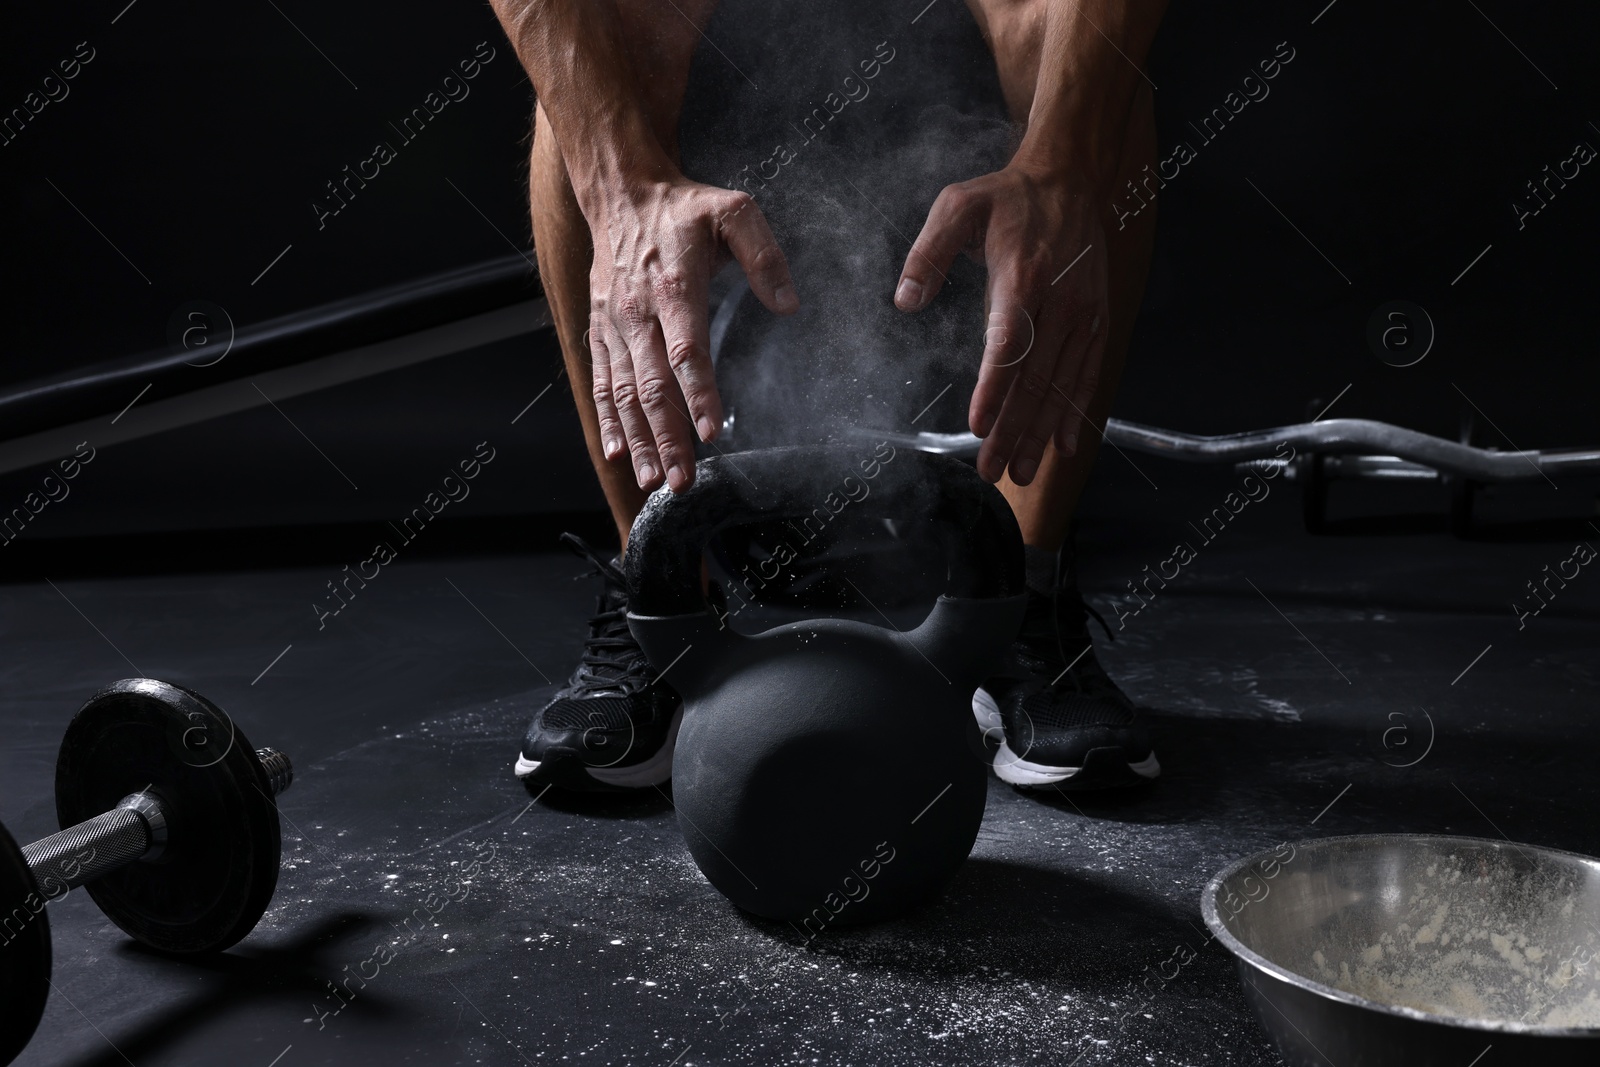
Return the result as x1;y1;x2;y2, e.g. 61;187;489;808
559;533;654;697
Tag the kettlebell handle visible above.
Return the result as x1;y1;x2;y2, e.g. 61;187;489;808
623;444;1025;617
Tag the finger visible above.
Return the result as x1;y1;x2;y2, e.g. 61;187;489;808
616;298;697;492
1055;309;1109;457
896;182;981;312
587;314;627;462
1051;244;1110;455
718;193;798;315
968;293;1035;442
1008;308;1094;485
652;249;723;444
978;292;1073;485
602;315;664;490
967;258;1052;481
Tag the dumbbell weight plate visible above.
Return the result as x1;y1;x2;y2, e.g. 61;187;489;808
0;821;51;1066
54;679;282;954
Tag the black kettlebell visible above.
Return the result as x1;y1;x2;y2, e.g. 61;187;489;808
623;444;1026;928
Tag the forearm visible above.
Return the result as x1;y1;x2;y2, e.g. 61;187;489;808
1013;0;1166;188
489;0;678;214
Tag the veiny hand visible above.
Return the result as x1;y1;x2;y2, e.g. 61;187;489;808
588;178;798;492
894;163;1109;486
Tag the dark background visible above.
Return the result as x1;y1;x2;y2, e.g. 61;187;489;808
1;0;1596;541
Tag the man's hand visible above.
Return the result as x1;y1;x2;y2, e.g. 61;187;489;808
489;0;799;494
585;177;798;492
892;0;1164;488
894;162;1108;486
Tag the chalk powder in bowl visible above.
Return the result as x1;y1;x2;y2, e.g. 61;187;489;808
1222;838;1600;1028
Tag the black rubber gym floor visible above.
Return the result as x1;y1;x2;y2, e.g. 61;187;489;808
4;467;1597;1066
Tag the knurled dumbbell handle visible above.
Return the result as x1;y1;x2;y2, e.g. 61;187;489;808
18;746;293;895
22;805;152;894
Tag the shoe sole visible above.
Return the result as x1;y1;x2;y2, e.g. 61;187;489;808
972;688;1161;789
514;705;684;790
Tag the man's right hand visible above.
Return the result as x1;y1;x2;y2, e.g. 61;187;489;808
585;177;799;493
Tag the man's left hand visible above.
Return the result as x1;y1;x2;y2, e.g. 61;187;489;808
893;161;1108;486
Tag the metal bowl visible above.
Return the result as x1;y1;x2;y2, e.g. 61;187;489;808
1202;834;1600;1066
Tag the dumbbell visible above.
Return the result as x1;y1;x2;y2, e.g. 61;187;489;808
0;678;292;1066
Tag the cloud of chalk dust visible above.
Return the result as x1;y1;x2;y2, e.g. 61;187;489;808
676;0;1019;458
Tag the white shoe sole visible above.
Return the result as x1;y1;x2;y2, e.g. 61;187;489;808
514;705;684;789
972;688;1161;788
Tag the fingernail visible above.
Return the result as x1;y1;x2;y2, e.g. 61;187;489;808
666;464;686;490
1013;456;1038;484
774;284;798;313
697;417;714;441
895;278;922;310
604;438;620;459
973;411;995;438
1063;433;1079;455
638;461;657;485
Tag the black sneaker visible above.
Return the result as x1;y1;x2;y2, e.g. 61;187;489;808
514;533;683;791
973;544;1160;791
